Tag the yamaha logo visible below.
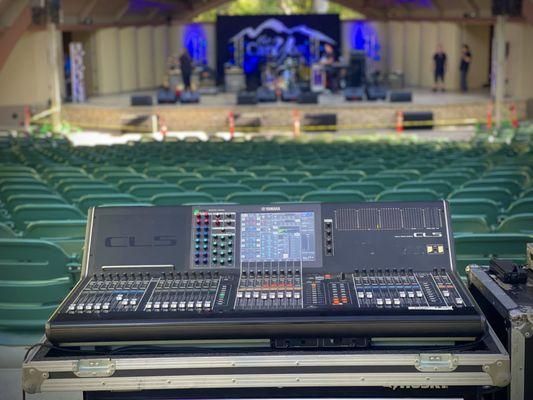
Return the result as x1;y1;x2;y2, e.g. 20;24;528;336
261;206;281;211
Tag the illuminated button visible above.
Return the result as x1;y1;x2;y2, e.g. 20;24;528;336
212;241;218;246
68;304;76;311
376;298;383;306
456;298;463;304
170;302;178;309
277;292;284;299
236;291;243;298
253;291;260;298
85;304;93;311
416;291;423;298
195;244;200;250
399;291;406;298
269;292;276;299
366;292;373;299
179;301;186;309
94;303;101;311
162;302;169;309
153;302;160;309
195;238;200;243
358;292;364;298
286;291;292;298
187;301;194;309
437;245;444;253
385;298;392;305
244;291;252;299
204;301;211;309
130;299;137;306
228;241;233;247
76;304;85;311
261;293;268;300
228;257;233;263
116;294;123;301
294;292;301;299
195;301;203;309
408;292;415;298
202;244;208;250
212;249;217;255
220;259;225;265
393;298;400;305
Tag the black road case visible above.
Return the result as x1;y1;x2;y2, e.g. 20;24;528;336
468;265;533;400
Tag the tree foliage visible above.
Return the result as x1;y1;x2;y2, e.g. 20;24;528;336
194;0;363;22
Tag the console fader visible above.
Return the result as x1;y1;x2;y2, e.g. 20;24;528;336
47;201;484;344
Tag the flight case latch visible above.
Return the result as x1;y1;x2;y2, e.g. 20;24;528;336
415;353;457;372
74;359;116;377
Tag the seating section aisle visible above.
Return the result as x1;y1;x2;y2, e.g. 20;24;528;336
0;129;532;335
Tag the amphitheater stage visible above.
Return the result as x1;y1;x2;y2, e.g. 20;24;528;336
62;88;527;134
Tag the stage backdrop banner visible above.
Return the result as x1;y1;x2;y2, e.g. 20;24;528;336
216;14;341;85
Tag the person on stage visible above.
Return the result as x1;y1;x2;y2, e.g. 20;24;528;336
320;43;338;92
179;48;193;92
460;44;472;92
432;43;447;92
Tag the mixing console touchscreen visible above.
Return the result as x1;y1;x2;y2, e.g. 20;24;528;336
47;201;484;344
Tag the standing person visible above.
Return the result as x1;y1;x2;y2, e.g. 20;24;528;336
460;44;472;92
320;43;338;92
432;44;447;92
179;48;193;92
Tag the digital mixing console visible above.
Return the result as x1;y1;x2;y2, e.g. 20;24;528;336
46;201;484;344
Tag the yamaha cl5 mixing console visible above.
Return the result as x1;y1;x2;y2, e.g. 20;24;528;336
46;201;484;344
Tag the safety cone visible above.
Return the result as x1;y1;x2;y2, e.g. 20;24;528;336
396;110;404;134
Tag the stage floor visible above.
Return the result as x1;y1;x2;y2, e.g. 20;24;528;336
62;87;525;134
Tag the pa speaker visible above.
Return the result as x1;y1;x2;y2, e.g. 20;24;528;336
344;86;365;101
302;113;337;132
237;91;258;105
156;88;177;104
180;91;200;104
492;0;522;16
281;89;300;102
298;92;319;104
390;91;412;102
256;87;277;102
403;111;434;130
366;85;387;101
131;95;153;106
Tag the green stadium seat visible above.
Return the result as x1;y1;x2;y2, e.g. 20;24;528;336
55;177;96;191
362;174;410;188
423;172;472;186
0;177;48;187
351;164;386;175
448;187;513;207
117;178;165;192
298;165;334;175
302;175;349;189
195;166;236;176
262;182;317;198
12;204;84;229
451;215;491;234
62;184;119;202
93;166;136;178
386;169;422;180
213;172;256;183
77;194;139;213
178;178;227;190
505;197;533;215
449;199;500;226
46;172;89;185
42;166;86;176
240;177;288;189
495;213;533;234
300;190;366;202
152;192;215;205
0;239;77;330
323;169;366;181
143;166;185;177
0;222;16;238
226;191;290;204
484;170;529;186
395;180;453;197
0;166;35;174
268;171;310;182
329;182;386;199
101;172;144;184
128;184;181;200
5;194;67;210
196;183;251;200
463;178;522;196
454;233;533;276
25;220;86;239
245;165;285;176
157;172;201;184
520;188;533;198
376;189;440;201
